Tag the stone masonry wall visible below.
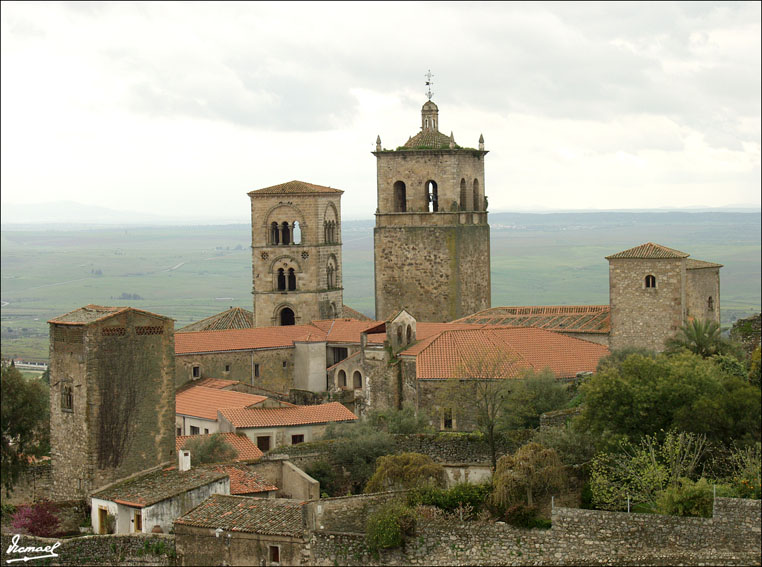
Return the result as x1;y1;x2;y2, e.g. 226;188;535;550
311;497;761;566
609;258;685;352
315;491;409;533
686;267;721;324
175;347;295;392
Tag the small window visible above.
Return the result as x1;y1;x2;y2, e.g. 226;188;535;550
443;408;453;430
645;275;656;288
61;384;73;412
176;427;181;436
707;296;714;311
254;363;260;377
192;366;200;378
338;369;347;388
190;426;200;435
269;545;280;565
257;436;271;452
282;360;287;368
291;434;304;445
224;364;231;373
134;510;142;533
204;428;209;434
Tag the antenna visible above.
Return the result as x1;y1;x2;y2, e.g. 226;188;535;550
425;69;434;101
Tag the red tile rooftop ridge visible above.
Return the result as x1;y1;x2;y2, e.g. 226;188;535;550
248;180;343;195
605;242;690;260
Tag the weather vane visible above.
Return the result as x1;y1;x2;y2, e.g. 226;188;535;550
425;69;434;101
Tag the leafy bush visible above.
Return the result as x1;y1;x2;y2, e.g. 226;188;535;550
366;407;434;434
408;482;491;514
304;460;340;497
503;504;550;529
365;500;416;553
365;452;445;493
11;501;60;537
322;423;393;494
656;477;714;517
489;443;566;512
181;434;238;465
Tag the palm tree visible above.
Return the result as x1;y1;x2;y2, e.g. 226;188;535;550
665;319;726;358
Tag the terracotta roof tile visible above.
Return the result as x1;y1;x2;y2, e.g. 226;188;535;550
175;494;307;536
175;324;324;354
407;327;609;379
176;386;268;420
92;467;227;508
310;319;384;343
178;308;254;333
176;433;264;462
606;242;690;260
220;402;357;429
341;305;372;321
190;377;239;390
454;305;610;333
248;180;343;195
208;465;277;495
403;129;456;149
686;258;723;269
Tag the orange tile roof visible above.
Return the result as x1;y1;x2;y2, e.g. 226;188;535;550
175;324;324;354
606;242;689;259
311;319;384;343
209;464;278;495
248;180;343;195
176;386;268;420
454;305;610;334
190;377;239;390
220;402;358;429
406;327;609;380
176;433;264;462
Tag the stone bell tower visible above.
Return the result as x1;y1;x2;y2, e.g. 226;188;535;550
372;84;491;322
249;180;344;326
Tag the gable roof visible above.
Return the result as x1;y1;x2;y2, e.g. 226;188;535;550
606;242;690;260
175;494;307;536
175;324;321;354
247;180;343;195
177;307;254;333
404;327;609;380
176;433;264;462
92;467;227;508
453;305;610;334
48;304;170;326
208;464;277;495
220;402;358;429
176;386;268;421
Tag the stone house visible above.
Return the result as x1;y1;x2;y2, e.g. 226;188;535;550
175;385;271;436
217;402;358;452
207;464;278;498
90;456;229;535
175;494;314;567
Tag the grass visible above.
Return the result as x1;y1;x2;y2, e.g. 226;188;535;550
1;213;759;361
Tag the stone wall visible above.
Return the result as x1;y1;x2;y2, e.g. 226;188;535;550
0;533;175;566
314;491;409;533
4;462;52;505
539;407;582;430
609;258;685;352
311;497;761;566
175;347;294;392
685;266;721;323
730;313;761;355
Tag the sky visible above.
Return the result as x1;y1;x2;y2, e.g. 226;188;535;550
1;1;760;222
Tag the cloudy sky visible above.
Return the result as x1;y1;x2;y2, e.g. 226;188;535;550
1;1;760;222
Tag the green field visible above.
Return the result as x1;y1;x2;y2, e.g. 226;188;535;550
2;212;759;361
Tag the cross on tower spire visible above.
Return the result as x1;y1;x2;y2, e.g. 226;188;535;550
425;69;434;101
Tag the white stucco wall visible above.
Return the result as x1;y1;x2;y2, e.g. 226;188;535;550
175;414;218;435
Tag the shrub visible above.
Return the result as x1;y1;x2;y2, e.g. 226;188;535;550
408;482;491;514
304;460;340;497
364;452;445;493
503;504;548;528
181;434;238;464
656;477;714;517
11;501;60;537
365;500;416;553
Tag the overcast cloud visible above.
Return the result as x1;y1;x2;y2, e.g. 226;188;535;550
1;1;759;221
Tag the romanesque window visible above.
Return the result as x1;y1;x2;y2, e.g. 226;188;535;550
287;268;296;291
406;325;412;344
277;268;286;291
279;307;295;326
292;221;302;245
708;296;714;311
271;222;280;245
473;179;480;211
460;178;467;211
338;369;347;388
281;222;291;245
61;384;73;412
645;275;656;288
426;180;439;212
326;257;337;289
353;370;363;389
394;181;407;212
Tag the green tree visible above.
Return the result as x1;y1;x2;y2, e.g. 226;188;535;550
365;500;416;553
501;368;573;429
1;365;50;495
665;319;731;358
181;434;238;464
490;442;566;509
322;422;393;494
366;407;434;434
578;351;761;448
364;452;445;493
749;346;761;388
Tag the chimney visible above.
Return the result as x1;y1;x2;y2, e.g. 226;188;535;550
179;450;191;472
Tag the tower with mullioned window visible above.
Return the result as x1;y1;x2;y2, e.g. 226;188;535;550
372;96;491;322
248;180;344;326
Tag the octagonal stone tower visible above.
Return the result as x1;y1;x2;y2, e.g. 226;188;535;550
248;180;344;326
372;100;491;322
